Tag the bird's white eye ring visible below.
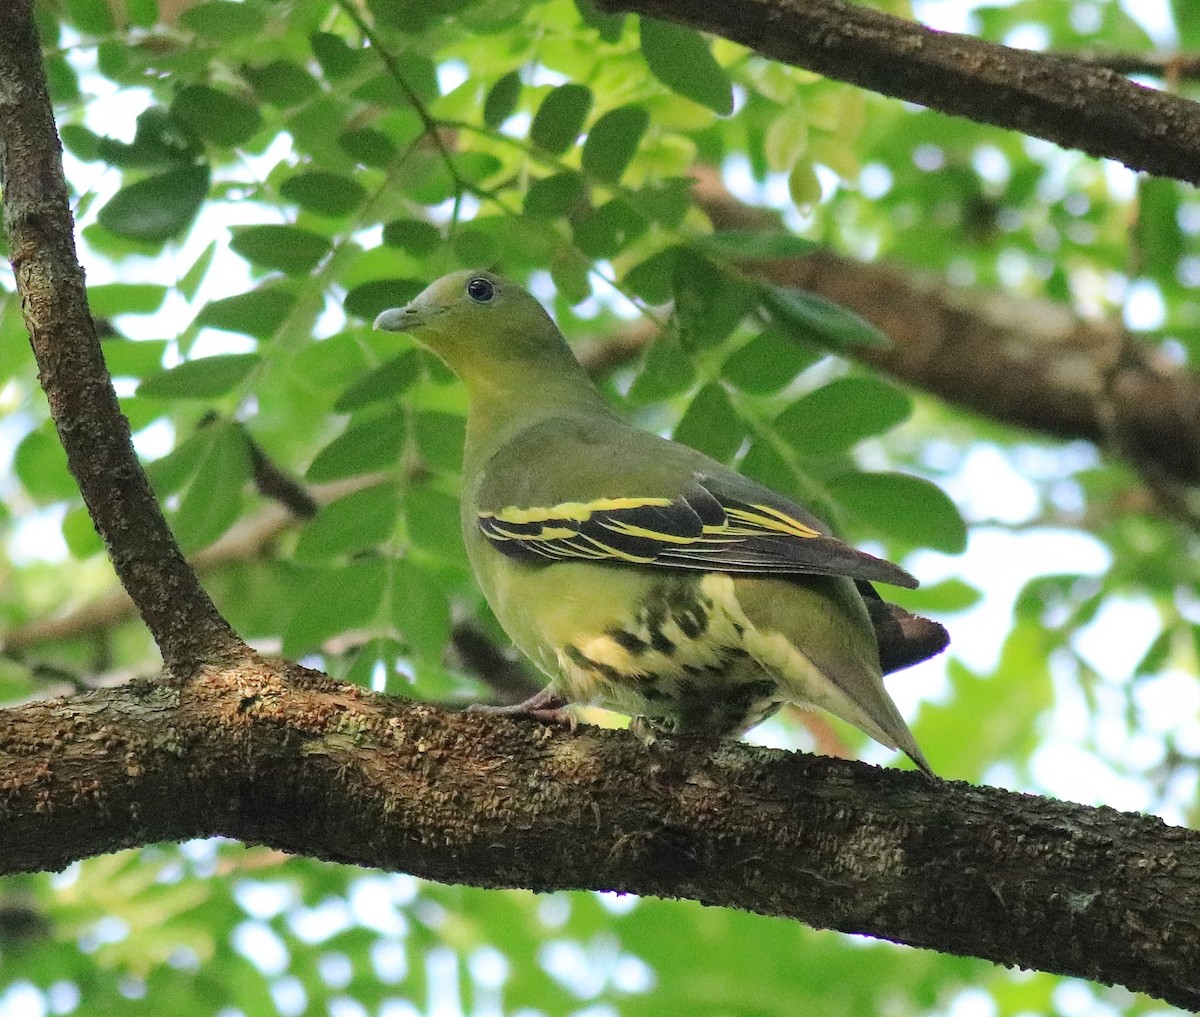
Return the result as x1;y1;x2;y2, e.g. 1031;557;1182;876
467;277;495;303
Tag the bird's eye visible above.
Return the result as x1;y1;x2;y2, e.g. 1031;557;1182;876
466;277;495;303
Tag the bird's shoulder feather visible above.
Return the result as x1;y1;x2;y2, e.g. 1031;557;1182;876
471;415;917;588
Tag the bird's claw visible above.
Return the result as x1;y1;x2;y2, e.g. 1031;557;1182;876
628;715;659;747
467;690;576;730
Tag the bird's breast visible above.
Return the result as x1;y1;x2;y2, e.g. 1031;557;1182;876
475;548;785;734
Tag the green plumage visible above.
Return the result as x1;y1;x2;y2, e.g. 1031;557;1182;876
374;270;948;774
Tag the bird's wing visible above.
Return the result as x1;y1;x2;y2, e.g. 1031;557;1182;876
478;475;917;589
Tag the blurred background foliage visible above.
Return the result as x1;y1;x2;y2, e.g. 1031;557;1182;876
0;0;1197;1013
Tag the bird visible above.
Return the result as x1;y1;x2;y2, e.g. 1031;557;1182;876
373;269;948;774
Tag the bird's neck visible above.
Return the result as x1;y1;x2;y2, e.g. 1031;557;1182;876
460;357;614;475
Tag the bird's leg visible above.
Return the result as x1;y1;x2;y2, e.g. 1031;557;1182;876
628;715;659;747
468;688;577;729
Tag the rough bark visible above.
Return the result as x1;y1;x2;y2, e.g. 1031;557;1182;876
0;0;245;672
598;0;1200;186
0;659;1197;1009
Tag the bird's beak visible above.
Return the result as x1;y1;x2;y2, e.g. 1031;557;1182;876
373;303;442;333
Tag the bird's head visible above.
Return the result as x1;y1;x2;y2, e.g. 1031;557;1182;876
373;270;568;380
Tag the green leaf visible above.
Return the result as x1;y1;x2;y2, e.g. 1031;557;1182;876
623;246;678;304
67;0;114;32
739;438;807;505
283;558;387;656
451;225;499;267
827;471;966;553
582;105;649;184
391;560;451;660
97;165;209;242
14;427;76;502
1134;176;1183;279
406;486;466;563
340;127;397;167
483;70;522;128
672;250;754;351
764;112;809;173
672;383;746;464
180;1;265;40
230;225;330;274
891;578;982;614
574;199;648;259
721;330;817;393
344;636;402;689
630;176;693;228
139;353;260;399
306;411;407;482
102;338;169;378
87;283;168;317
344;279;424;321
383;219;442;254
311;31;363;80
627;332;695;405
171;85;263;147
96;40;128;82
242;60;322;107
145;429;211;496
334;351;423;412
178;240;216;300
788;161;822;208
550;247;592;305
44;52;81;105
524;172;586;219
195;286;295;338
280;171;367;217
759;285;889;351
96;106;194;169
293;483;399;561
773;377;912;457
414;412;466;473
640;18;733;115
1135;627;1172;678
60;124;103;161
174;423;251;552
1176;0;1200;48
575;0;626;40
125;0;157;26
63;504;103;559
530;83;593;154
697;231;820;261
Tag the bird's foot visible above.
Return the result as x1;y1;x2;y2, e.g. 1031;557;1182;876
468;689;577;730
628;715;660;747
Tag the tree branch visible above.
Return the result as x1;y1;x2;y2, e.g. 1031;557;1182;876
0;0;245;672
0;658;1195;1009
687;168;1200;487
599;0;1200;185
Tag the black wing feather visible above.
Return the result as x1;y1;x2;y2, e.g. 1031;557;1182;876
478;476;917;588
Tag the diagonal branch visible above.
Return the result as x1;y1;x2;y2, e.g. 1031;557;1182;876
689;167;1200;488
599;0;1200;186
0;659;1196;1009
0;0;245;672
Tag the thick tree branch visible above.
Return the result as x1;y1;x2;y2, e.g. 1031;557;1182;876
0;658;1196;1008
0;0;244;671
687;168;1200;487
599;0;1200;186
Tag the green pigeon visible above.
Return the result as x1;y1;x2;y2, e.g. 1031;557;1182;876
374;269;948;774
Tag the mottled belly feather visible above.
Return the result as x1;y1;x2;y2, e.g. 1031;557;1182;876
551;573;790;735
